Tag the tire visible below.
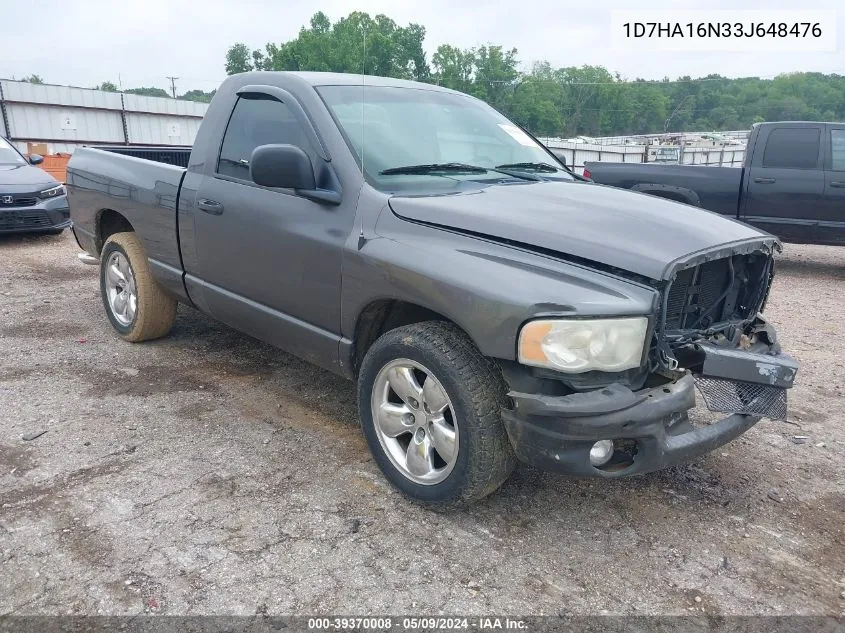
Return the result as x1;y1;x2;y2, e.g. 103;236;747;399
357;321;516;506
100;231;177;342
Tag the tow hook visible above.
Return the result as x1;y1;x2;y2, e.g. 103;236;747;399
77;252;98;265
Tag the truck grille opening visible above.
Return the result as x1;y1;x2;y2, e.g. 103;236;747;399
663;254;771;332
695;376;787;420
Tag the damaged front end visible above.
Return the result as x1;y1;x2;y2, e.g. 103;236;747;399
654;239;797;421
500;238;798;478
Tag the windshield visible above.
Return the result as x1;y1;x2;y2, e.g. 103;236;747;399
0;137;26;165
317;85;572;192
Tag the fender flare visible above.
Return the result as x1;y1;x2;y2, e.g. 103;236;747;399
630;183;701;207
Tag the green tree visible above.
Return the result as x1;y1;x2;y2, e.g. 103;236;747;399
225;43;253;74
179;89;216;103
222;12;845;137
470;46;520;112
510;70;563;136
234;11;430;81
622;81;668;136
22;74;44;84
431;44;475;93
97;81;118;92
252;49;267;71
550;66;621;136
125;87;170;98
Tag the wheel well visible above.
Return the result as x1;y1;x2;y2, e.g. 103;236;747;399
96;209;134;252
351;300;453;374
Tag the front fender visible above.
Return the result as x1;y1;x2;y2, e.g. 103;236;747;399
341;211;659;361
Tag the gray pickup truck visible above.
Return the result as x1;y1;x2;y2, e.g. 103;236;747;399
67;72;798;505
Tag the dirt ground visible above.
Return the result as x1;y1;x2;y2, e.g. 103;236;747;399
0;231;843;617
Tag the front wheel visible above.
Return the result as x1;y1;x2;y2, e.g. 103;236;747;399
100;231;177;342
357;321;516;506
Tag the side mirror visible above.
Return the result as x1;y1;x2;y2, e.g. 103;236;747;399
250;144;315;190
29;154;44;165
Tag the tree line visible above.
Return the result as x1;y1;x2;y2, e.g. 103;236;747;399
223;11;845;137
93;82;217;103
16;75;216;104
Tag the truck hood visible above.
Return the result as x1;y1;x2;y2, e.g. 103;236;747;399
0;163;57;190
388;181;774;280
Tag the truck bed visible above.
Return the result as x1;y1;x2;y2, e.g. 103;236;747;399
90;146;192;168
66;147;187;296
584;163;743;217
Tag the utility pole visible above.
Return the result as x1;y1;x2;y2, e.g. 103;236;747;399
166;76;178;98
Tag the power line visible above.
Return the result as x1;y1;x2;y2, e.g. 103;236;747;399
166;76;179;98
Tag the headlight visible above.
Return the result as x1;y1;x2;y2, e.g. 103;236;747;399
38;185;66;199
518;317;649;373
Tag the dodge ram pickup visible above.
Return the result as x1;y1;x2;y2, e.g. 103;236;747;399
67;72;798;505
1;136;70;234
584;121;845;246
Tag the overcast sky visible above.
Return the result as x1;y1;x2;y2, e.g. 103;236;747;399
1;0;842;93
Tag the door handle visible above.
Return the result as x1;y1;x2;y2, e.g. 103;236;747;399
197;199;224;215
830;181;845;188
753;177;776;184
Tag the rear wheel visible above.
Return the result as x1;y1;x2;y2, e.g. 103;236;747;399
100;231;177;342
357;321;516;506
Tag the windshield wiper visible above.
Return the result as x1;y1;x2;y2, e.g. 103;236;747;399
379;163;489;175
380;162;540;182
495;162;560;173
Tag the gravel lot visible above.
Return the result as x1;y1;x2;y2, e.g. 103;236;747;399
0;231;843;616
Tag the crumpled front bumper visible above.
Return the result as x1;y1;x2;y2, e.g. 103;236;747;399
501;331;798;477
502;373;763;477
502;373;765;477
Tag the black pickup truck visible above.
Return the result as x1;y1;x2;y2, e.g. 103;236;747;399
67;72;797;505
584;121;845;245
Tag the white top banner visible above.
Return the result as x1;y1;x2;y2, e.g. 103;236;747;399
610;10;837;52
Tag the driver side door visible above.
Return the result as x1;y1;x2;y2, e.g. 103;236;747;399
186;91;352;369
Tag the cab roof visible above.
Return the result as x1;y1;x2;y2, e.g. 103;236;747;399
228;71;460;94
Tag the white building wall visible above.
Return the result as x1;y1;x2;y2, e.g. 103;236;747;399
1;79;207;154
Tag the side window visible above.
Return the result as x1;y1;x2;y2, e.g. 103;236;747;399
217;96;311;180
830;130;845;171
762;127;820;170
0;137;25;165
